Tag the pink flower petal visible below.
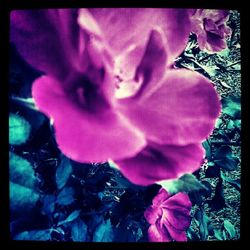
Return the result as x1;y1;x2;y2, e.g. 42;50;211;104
148;222;172;242
115;143;205;186
119;68;221;145
152;188;171;206
10;10;87;80
162;192;192;211
144;206;162;225
85;8;190;63
32;76;146;163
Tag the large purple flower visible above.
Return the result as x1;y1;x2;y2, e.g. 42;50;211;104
144;188;192;242
10;9;221;186
189;9;231;53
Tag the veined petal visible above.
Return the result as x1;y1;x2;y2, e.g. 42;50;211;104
32;76;146;163
148;222;172;242
81;8;190;64
119;68;221;145
115;143;205;186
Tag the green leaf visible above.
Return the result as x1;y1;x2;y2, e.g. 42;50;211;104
41;194;56;216
57;187;75;206
56;157;72;190
221;172;240;191
93;219;114;242
58;210;80;226
159;174;208;195
9;152;36;189
214;229;226;240
9;113;31;145
214;146;239;171
202;140;212;161
10;182;39;213
71;219;88;242
14;229;51;241
224;220;236;239
194;209;209;240
222;96;241;119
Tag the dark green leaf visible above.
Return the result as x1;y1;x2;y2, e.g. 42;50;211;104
221;172;240;191
187;227;200;241
57;187;75;206
222;96;241;119
209;178;225;210
202;140;212;161
92;219;114;242
200;181;212;197
41;194;56;216
214;146;239;171
58;210;80;226
56;157;72;190
10;182;39;213
214;229;226;240
224;220;236;239
205;162;221;178
9;113;31;145
14;229;51;241
9;152;37;189
160;174;208;195
194;209;209;240
71;219;88;242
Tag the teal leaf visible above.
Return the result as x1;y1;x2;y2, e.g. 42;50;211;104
56;157;72;190
57;187;75;205
41;194;56;216
9;113;31;145
224;220;236;239
14;229;51;241
10;182;39;213
194;209;209;240
222;96;241;119
159;174;208;195
214;146;239;171
221;172;240;191
71;219;88;242
93;219;114;242
214;229;226;240
202;140;212;161
58;210;80;226
9;152;36;189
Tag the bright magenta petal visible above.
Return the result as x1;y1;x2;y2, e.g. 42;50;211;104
152;188;171;206
119;68;221;145
116;143;205;186
144;206;161;225
32;76;146;163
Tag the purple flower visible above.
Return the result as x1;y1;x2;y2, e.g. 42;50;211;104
10;9;221;186
190;9;232;52
144;188;192;242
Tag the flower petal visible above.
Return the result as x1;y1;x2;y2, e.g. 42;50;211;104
144;206;161;225
86;8;190;63
116;143;205;186
148;223;172;242
32;76;146;163
119;68;221;145
152;188;171;206
10;9;87;79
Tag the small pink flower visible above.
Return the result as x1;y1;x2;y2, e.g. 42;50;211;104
190;9;232;53
144;188;192;242
10;9;221;186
